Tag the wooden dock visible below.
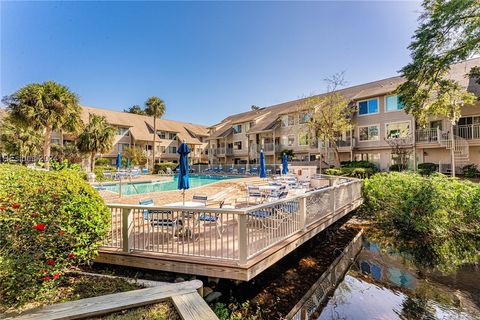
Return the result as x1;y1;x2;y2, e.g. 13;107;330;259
97;177;363;281
10;280;218;320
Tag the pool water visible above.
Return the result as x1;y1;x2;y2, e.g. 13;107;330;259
99;175;236;195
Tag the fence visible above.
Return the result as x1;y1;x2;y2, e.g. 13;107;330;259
101;176;363;265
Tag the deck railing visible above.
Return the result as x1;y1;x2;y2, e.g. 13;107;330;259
101;176;363;265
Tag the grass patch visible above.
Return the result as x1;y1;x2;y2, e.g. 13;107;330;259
93;301;179;320
1;274;142;314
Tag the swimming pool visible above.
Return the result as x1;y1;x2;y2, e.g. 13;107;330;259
97;175;237;195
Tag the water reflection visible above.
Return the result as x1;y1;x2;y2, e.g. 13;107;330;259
315;239;480;320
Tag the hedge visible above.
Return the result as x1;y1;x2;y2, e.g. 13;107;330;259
0;165;110;307
361;172;480;271
417;162;438;176
154;162;178;174
325;167;376;179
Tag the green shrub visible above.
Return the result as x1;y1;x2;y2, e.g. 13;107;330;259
0;165;110;307
94;165;115;181
95;157;110;166
417;162;438;175
154;162;178;174
340;160;377;170
324;167;376;179
361;172;480;271
462;163;479;178
324;168;344;176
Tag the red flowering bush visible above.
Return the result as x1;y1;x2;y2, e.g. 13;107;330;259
0;165;110;306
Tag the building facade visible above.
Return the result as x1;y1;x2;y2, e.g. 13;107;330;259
51;106;209;166
206;58;480;172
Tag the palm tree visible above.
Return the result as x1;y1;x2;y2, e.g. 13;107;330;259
2;81;81;169
0;114;43;160
144;97;166;167
77;113;116;172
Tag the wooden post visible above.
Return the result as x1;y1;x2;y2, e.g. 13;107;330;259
330;186;336;214
238;214;248;265
299;196;307;230
122;208;133;252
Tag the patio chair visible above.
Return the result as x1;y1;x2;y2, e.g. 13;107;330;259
141;168;149;175
239;167;246;175
192;194;208;206
197;200;225;238
103;171;113;180
250;167;258;175
267;186;287;201
247;185;264;204
139;199;182;240
248;205;293;230
130;169;140;178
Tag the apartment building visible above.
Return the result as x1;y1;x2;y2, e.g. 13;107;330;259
51;106;209;165
207;58;480;172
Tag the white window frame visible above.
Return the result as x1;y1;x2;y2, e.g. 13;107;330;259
358;124;380;142
384;120;411;140
357;98;379;117
298;132;309;146
287;135;295;147
384;95;404;113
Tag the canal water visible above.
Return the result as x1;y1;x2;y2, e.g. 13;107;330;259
210;218;480;319
311;238;480;320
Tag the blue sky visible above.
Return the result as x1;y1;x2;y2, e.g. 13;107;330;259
1;1;421;125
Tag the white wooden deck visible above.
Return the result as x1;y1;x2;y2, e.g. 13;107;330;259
97;176;363;281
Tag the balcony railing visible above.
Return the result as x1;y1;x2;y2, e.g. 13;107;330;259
101;176;362;264
416;128;439;143
455;124;480;140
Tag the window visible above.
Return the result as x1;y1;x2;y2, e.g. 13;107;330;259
169;132;177;140
51;138;60;145
359;125;379;141
429;120;442;130
298;133;309;146
386;122;410;139
288;114;295;126
281;115;289;127
117;127;129;136
358;98;379;115
355;153;380;168
233;124;242;134
118;143;129;152
288;135;295;146
385;95;404;112
168;146;177;154
233;141;242;150
249;121;255;129
299;112;311;124
458;116;480;126
157;131;166;139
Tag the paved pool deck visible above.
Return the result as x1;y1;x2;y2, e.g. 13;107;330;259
98;176;262;206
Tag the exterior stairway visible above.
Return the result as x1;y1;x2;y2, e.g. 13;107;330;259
436;127;470;174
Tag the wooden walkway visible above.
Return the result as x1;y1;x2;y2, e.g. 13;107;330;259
97;177;363;281
10;280;218;320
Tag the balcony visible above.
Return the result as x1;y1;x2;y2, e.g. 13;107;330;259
456;124;480;140
415;128;439;144
262;143;282;154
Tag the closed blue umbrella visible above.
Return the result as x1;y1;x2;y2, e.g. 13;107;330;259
282;153;288;175
177;143;190;205
116;153;122;170
259;150;267;178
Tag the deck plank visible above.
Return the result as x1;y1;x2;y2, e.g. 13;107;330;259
172;292;219;320
11;281;202;320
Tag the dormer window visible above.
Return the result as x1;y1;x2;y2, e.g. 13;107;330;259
233;124;242;134
117;127;130;136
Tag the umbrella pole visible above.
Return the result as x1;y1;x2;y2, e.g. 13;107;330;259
182;189;185;206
